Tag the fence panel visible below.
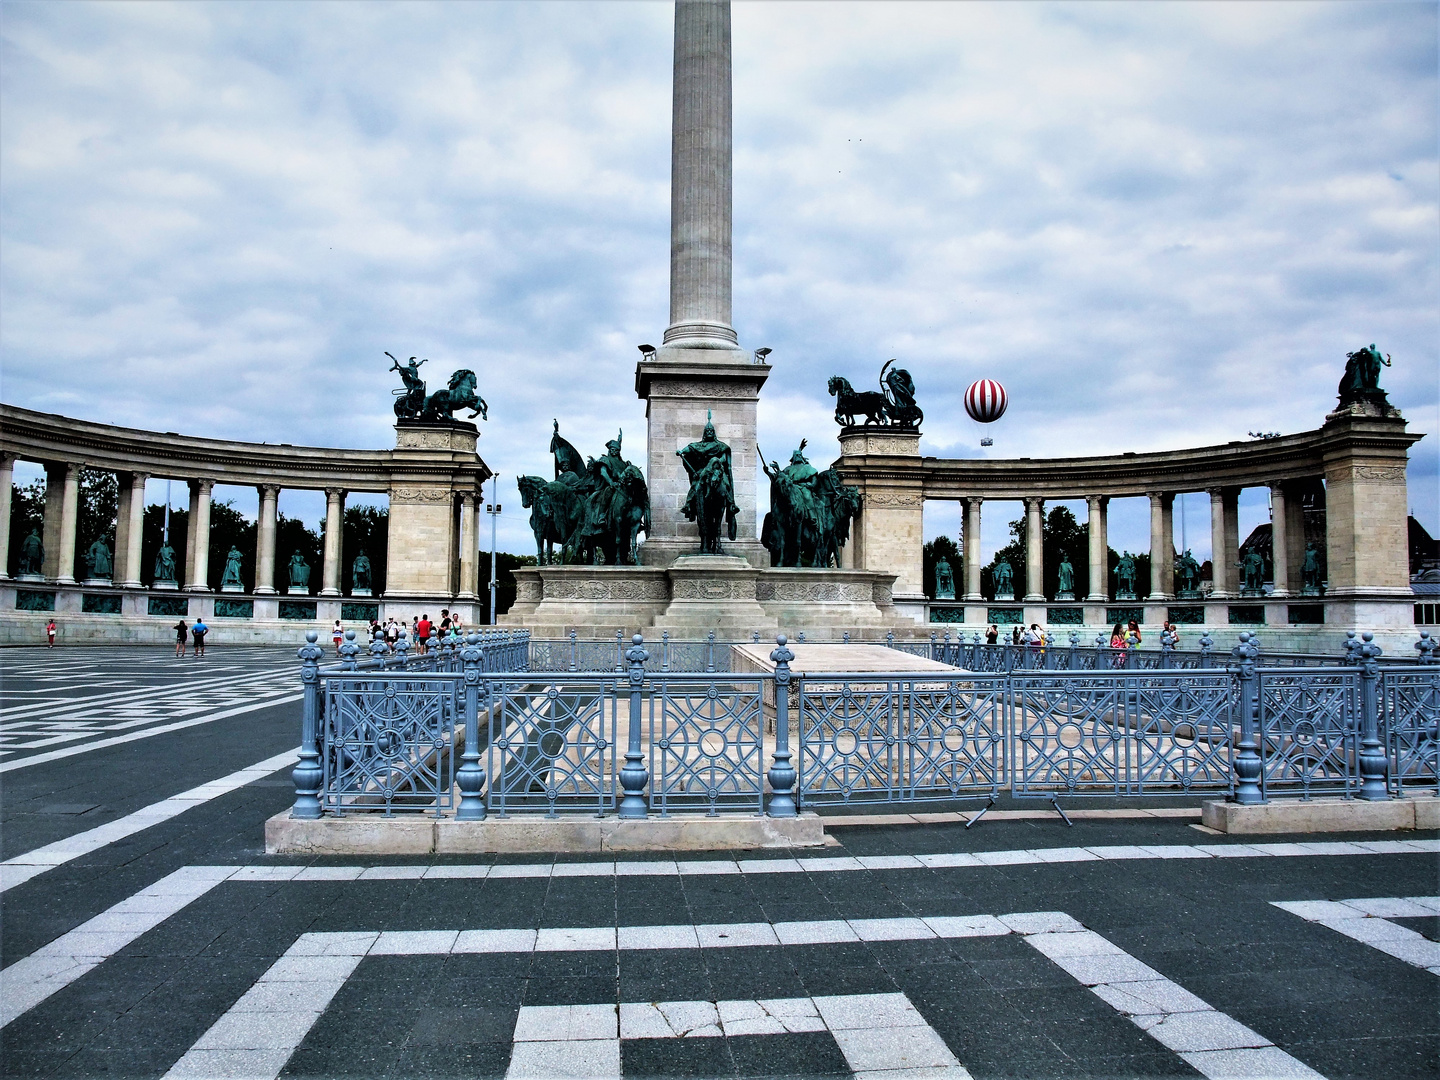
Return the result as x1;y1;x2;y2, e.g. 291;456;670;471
1384;669;1440;796
486;676;619;816
1256;668;1358;798
321;673;460;815
649;674;766;816
1010;675;1127;796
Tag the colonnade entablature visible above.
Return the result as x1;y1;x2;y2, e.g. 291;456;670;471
834;404;1423;635
0;404;490;609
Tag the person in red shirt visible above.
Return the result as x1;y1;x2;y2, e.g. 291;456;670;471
416;614;431;655
46;620;57;648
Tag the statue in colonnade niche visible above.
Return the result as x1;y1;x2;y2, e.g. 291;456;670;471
154;542;177;583
759;440;862;568
1301;542;1324;596
84;538;112;580
1239;548;1266;596
1337;344;1392;409
1115;552;1138;600
221;546;244;592
1056;554;1075;600
934;557;955;600
1175;549;1202;599
18;530;43;576
678;412;737;556
992;559;1015;601
352;551;373;595
288;552;311;592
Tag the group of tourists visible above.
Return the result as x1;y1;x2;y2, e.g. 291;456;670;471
351;608;466;656
172;619;208;657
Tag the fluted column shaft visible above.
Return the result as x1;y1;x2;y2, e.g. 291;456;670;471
1209;488;1239;598
1086;495;1108;601
1269;483;1290;597
321;488;345;596
255;485;280;594
458;494;478;599
43;462;81;583
1023;497;1045;602
1149;493;1175;600
664;0;736;348
116;472;147;587
963;498;983;601
185;479;214;591
0;456;14;580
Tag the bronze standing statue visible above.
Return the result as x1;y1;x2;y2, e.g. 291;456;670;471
678;412;738;555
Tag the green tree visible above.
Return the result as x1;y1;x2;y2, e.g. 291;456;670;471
342;505;388;594
142;503;188;585
8;479;45;576
207;501;257;591
73;468;118;580
922;535;961;599
277;514;322;589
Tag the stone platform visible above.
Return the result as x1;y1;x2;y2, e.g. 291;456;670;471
1201;795;1440;834
266;811;825;855
503;560;920;639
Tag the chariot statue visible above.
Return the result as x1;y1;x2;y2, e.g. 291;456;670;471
827;359;923;429
1337;344;1392;409
760;440;861;568
388;352;488;422
678;412;737;556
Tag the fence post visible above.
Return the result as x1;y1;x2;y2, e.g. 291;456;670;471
767;634;798;817
753;631;760;644
616;629;625;672
569;628;578;672
1068;630;1079;669
1356;632;1389;801
1414;630;1436;664
1231;632;1264;805
1160;629;1175;669
370;635;388;664
618;634;650;819
662;630;671;673
394;630;410;667
1198;632;1213;668
456;633;488;820
1340;630;1358;665
291;631;325;820
707;630;717;672
339;630;361;671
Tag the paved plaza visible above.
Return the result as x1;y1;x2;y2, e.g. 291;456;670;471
0;645;1436;1079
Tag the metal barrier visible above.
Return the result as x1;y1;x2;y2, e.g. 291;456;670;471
290;629;1440;820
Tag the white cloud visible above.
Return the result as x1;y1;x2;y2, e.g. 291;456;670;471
1;0;1434;559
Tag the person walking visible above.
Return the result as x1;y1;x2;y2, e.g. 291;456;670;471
46;619;57;648
191;617;208;657
385;618;399;653
332;619;344;654
174;619;188;657
416;614;432;655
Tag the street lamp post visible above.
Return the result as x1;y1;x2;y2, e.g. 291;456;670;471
486;477;501;625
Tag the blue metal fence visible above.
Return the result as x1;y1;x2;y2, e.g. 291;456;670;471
290;629;1440;819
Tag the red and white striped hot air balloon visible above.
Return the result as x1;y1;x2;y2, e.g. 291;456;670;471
964;379;1008;424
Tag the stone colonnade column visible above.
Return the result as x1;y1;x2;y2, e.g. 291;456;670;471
0;456;13;579
320;488;345;596
1086;495;1108;601
43;462;81;584
1269;483;1290;598
962;497;983;601
255;485;279;595
1148;492;1174;601
1023;497;1045;602
115;472;148;587
664;0;736;348
1208;487;1239;598
185;479;214;591
458;494;478;600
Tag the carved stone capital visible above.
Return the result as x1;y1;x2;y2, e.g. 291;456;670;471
258;484;281;500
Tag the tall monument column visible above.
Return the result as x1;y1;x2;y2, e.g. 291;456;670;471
638;0;770;567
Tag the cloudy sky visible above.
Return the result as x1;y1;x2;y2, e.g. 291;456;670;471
2;0;1435;563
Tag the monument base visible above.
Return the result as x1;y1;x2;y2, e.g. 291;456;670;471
151;580;178;590
352;588;373;597
82;578;113;587
288;586;310;596
221;584;244;594
16;573;46;583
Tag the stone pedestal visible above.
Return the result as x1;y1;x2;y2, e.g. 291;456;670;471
836;428;925;623
221;584;244;594
385;421;488;600
636;351;770;568
352;588;372;598
288;586;310;596
655;555;769;636
152;580;178;591
82;578;112;587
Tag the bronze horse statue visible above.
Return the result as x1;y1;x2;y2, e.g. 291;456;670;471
421;370;488;421
827;375;889;427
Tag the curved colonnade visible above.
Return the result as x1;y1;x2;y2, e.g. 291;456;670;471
837;402;1422;644
0;404;490;642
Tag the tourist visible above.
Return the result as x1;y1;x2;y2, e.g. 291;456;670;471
451;611;464;636
46;619;56;648
439;610;452;639
985;624;998;645
1127;620;1143;647
1011;625;1022;646
174;619;188;657
385;618;399;652
332;619;344;654
416;613;432;654
191;617;208;657
1163;621;1180;649
1109;622;1126;667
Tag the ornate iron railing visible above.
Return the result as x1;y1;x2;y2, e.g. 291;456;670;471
288;629;1440;819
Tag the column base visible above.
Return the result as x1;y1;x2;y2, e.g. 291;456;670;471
254;587;277;596
1149;592;1175;602
961;593;982;602
1022;593;1045;603
1085;594;1109;602
456;590;478;600
319;589;341;597
183;586;211;593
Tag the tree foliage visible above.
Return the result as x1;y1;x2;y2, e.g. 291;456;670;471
342;505;388;594
922;535;961;598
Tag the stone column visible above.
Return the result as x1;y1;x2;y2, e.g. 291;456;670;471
0;455;14;579
185;478;214;591
1284;484;1308;595
1086;495;1108;601
1148;492;1175;601
664;0;736;349
458;494;478;600
43;462;80;583
115;472;148;587
320;488;345;596
962;498;983;601
255;485;279;595
1023;497;1045;601
1208;487;1239;598
1269;483;1291;598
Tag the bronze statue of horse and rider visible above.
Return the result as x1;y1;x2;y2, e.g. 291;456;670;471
519;421;650;565
760;440;863;568
387;352;488;422
828;359;923;429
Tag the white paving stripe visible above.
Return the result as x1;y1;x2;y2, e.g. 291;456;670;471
0;693;303;774
0;865;241;1029
1272;896;1440;975
505;992;972;1079
1011;914;1327;1080
0;668;296;722
0;748;299;893
158;912;1332;1080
